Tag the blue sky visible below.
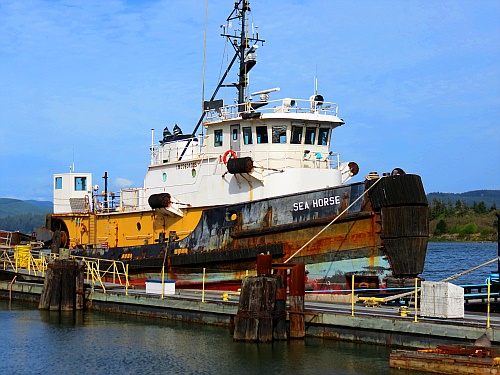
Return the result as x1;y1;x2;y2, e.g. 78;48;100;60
1;0;499;201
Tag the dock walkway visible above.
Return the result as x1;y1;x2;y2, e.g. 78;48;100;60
1;279;498;349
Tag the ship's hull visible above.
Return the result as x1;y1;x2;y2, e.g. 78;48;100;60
58;174;428;290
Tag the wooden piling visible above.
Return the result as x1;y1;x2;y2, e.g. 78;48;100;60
60;260;75;311
75;267;85;310
39;258;85;311
289;263;305;339
233;276;277;342
47;263;62;311
274;270;287;340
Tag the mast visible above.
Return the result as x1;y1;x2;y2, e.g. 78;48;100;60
180;0;264;160
222;0;264;104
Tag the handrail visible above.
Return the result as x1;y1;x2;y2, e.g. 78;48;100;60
149;148;340;170
71;255;130;294
0;247;129;294
204;98;339;122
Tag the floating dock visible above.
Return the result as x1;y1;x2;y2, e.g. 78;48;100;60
1;278;498;349
390;348;500;374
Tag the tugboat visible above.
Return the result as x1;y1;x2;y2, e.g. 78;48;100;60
38;0;429;290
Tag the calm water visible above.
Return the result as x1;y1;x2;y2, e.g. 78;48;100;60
422;242;498;285
1;242;496;375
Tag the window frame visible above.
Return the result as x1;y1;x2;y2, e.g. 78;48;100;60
214;129;223;147
291;125;303;144
318;128;330;146
272;125;287;144
74;176;87;191
256;126;269;144
242;127;253;145
304;127;317;145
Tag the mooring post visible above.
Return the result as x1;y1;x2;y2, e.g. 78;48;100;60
75;263;85;310
487;278;491;329
289;263;305;339
39;258;85;311
414;277;418;323
234;254;277;342
256;253;272;275
274;268;287;340
351;274;355;316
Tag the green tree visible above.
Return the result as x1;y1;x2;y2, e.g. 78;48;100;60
434;219;447;235
473;201;487;214
458;222;478;236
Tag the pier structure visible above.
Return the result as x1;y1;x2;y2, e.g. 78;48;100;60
1;276;499;349
1;246;499;348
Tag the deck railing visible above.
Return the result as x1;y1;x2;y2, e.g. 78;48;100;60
0;246;129;294
204;98;339;122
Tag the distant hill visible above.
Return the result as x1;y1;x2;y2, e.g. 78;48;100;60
25;199;53;210
0;198;53;218
427;190;499;208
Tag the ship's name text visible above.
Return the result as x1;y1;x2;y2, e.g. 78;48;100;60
293;196;341;211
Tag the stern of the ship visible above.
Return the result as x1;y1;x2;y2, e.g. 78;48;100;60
367;172;429;287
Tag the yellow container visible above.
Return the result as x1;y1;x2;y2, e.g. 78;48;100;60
14;245;31;269
400;306;408;317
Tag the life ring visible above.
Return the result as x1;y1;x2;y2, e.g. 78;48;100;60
222;149;237;164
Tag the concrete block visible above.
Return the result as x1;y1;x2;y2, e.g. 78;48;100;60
420;281;464;318
145;279;176;295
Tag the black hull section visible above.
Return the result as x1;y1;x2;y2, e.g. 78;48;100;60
369;174;429;278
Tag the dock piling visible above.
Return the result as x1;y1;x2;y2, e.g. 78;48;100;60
39;258;85;311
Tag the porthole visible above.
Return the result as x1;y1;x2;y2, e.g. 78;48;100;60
162;173;167;182
192;168;196;178
137;222;141;231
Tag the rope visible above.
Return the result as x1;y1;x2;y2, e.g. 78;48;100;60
440;257;499;282
284;176;384;263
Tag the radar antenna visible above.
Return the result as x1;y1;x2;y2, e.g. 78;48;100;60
179;0;265;161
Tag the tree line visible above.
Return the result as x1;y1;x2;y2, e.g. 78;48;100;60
429;198;498;239
0;213;47;234
430;198;496;220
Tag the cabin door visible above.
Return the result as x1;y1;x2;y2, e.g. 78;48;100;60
230;125;241;153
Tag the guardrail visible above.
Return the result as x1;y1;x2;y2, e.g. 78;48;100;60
0;247;56;277
0;246;129;294
72;255;129;294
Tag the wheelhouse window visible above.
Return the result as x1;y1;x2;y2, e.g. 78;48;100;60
242;127;253;144
272;126;287;144
214;129;223;147
291;126;303;144
232;128;238;141
55;177;62;189
75;177;87;191
305;127;316;145
256;126;268;144
318;128;329;145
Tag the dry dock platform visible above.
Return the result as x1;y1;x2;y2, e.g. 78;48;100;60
1;279;499;349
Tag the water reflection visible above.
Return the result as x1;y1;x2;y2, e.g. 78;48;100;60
39;309;84;326
1;300;407;375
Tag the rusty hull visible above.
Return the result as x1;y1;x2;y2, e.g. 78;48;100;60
390;349;500;374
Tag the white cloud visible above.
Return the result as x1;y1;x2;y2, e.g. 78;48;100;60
115;178;133;188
